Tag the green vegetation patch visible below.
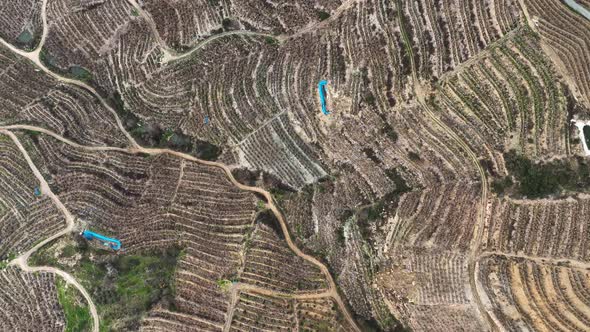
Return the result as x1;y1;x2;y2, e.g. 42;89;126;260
116;254;178;302
24;129;41;139
256;200;266;211
16;29;39;50
491;176;513;195
57;278;92;332
500;150;590;198
31;237;182;331
94;249;180;331
221;18;240;31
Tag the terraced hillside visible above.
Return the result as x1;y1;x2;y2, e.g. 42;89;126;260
524;0;590;106
0;134;66;259
0;0;589;331
0;0;43;49
0;267;65;331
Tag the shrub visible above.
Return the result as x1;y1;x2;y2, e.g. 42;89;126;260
491;176;514;195
317;11;330;21
380;123;398;143
408;151;421;161
69;66;93;82
265;37;278;45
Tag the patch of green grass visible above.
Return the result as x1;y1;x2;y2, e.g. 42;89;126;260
294;223;303;239
270;188;286;204
130;8;139;16
130;122;146;136
160;128;174;144
78;259;106;288
95;249;179;330
56;278;91;332
114;254;176;304
29;246;58;267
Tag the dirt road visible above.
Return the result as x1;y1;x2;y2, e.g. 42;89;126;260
0;130;99;332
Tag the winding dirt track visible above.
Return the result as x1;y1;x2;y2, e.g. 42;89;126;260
125;0;279;64
126;0;359;64
0;130;100;332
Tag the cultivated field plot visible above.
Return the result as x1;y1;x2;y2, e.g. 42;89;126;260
236;113;327;189
0;0;589;331
429;27;570;165
385;182;481;251
398;303;487;332
479;255;590;331
142;0;344;49
402;0;522;79
226;293;352;331
18;133;339;330
0;44;129;147
524;0;590;106
483;197;590;261
0;134;65;260
0;267;65;331
0;0;42;49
